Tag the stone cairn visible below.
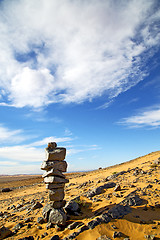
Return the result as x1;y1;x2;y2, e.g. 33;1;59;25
41;142;69;226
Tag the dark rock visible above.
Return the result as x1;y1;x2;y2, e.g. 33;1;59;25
37;217;45;224
0;226;12;239
65;200;79;214
99;213;111;223
13;222;24;231
18;237;34;240
77;225;89;233
86;182;116;198
144;235;155;240
24;217;33;223
31;202;43;210
67;232;79;239
113;231;123;238
121;194;143;206
16;203;24;209
2;188;12;192
108;204;131;219
50;236;60;240
67;221;81;230
114;184;121;191
87;218;101;229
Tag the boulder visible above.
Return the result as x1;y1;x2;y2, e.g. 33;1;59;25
49;208;67;226
49;189;65;201
41;160;67;172
45;148;66;161
50;200;66;209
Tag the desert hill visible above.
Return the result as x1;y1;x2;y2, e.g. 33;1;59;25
0;151;160;240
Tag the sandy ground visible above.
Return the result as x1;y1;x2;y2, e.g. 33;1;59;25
0;151;160;240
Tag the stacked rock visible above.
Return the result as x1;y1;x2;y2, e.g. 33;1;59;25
41;142;69;226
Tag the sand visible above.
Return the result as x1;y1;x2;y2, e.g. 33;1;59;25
0;151;160;240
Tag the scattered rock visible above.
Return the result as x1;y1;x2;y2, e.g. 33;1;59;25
31;202;43;210
18;237;34;240
144;235;155;240
121;194;143;206
37;217;45;224
86;182;116;198
13;222;24;231
114;184;121;191
87;218;101;229
108;204;131;219
50;236;60;240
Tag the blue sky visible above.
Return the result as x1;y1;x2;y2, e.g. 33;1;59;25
0;0;160;174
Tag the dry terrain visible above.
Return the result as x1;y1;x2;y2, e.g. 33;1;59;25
0;151;160;240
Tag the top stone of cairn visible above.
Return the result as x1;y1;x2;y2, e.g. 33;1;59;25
45;142;66;161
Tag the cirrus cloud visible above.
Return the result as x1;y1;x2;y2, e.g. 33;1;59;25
0;0;160;109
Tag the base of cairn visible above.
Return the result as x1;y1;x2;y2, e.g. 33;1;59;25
42;202;67;226
41;142;68;226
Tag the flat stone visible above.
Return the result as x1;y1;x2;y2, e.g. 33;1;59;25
42;169;65;178
46;183;65;189
41;160;67;172
44;176;69;184
50;200;66;209
45;148;66;161
48;142;57;149
49;189;65;201
49;208;67;226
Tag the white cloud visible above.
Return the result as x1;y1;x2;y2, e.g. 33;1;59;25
0;0;159;108
30;136;73;147
120;106;160;128
0;124;26;144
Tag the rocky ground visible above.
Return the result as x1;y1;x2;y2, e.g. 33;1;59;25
0;151;160;240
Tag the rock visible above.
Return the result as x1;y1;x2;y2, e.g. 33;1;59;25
99;213;111;223
41;160;67;172
144;235;155;240
86;182;116;198
45;148;66;161
0;226;12;239
37;217;45;224
42;203;53;221
49;189;64;201
87;218;101;229
18;237;34;240
46;183;65;189
67;221;82;230
153;158;160;165
1;188;12;192
13;222;24;231
97;236;111;240
49;208;67;226
44;176;69;184
114;184;121;191
48;142;57;148
52;200;66;209
113;231;123;238
108;204;131;219
65;200;79;214
50;236;60;240
121;194;143;206
31;202;43;210
42;169;65;178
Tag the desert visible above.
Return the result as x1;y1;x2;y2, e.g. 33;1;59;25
0;151;160;240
